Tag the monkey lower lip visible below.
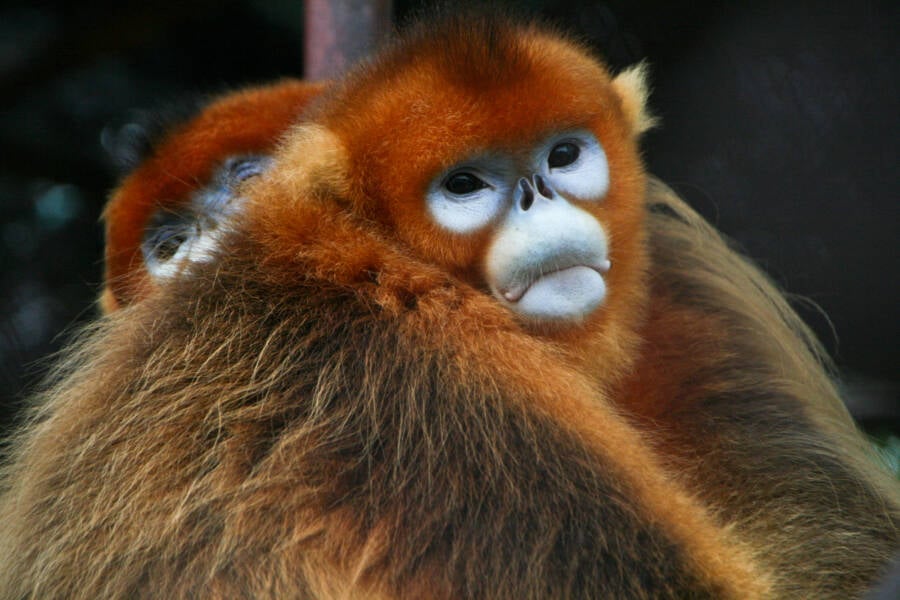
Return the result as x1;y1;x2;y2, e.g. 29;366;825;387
501;263;608;303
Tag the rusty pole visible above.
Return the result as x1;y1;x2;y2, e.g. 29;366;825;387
304;0;393;81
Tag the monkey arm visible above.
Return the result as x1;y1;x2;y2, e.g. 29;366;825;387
0;190;771;599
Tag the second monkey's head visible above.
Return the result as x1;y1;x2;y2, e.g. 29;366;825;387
299;14;655;328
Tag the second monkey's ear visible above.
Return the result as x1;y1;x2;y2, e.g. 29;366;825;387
610;62;657;136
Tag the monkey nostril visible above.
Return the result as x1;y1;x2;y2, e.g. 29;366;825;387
519;178;534;211
533;174;554;199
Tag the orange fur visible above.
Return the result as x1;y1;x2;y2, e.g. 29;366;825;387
2;11;897;600
246;174;771;596
308;19;650;387
0;172;770;598
102;79;327;311
293;14;899;596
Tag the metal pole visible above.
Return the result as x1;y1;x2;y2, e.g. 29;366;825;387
304;0;393;81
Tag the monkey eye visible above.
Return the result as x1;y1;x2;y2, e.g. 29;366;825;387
444;172;488;195
548;142;580;169
538;131;608;201
223;155;270;184
427;156;511;233
151;228;189;262
142;211;192;265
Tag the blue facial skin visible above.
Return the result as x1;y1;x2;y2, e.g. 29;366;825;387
141;155;271;274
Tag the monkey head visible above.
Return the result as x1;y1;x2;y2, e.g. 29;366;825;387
296;18;655;329
101;80;326;311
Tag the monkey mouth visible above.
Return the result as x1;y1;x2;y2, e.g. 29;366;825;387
498;260;611;304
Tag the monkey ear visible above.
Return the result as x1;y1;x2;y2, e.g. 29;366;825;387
611;62;657;136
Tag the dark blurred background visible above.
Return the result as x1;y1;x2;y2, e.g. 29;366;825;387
0;0;896;448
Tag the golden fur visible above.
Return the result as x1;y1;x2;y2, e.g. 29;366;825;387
623;179;900;595
1;11;897;599
0;182;770;598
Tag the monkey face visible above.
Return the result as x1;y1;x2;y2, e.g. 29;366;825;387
102;80;326;311
425;129;613;322
140;154;271;279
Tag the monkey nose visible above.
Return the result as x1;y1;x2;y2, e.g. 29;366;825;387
515;175;556;212
533;174;555;199
516;177;535;211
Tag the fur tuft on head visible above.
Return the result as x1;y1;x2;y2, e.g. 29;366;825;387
611;62;658;135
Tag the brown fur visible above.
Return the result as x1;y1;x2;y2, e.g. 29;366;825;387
296;22;900;597
307;17;651;389
0;174;769;598
618;179;900;596
2;11;898;600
